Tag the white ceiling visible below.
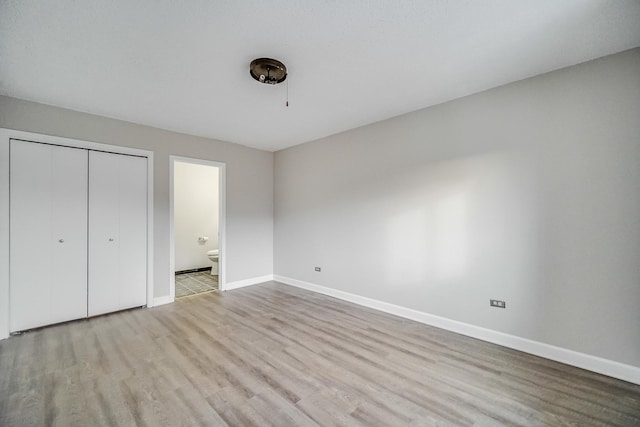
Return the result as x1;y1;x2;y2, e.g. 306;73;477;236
1;1;639;152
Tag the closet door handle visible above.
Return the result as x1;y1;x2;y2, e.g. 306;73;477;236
108;238;114;242
58;239;64;243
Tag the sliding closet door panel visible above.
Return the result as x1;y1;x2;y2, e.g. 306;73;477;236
88;151;146;316
117;154;147;309
88;151;119;316
50;146;90;322
10;140;88;332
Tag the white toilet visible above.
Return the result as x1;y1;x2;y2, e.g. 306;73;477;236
207;249;219;275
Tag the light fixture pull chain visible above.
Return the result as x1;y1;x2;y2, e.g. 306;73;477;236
286;77;289;107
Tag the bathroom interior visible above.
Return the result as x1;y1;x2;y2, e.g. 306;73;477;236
174;161;220;298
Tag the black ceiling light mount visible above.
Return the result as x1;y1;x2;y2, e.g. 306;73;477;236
249;58;287;85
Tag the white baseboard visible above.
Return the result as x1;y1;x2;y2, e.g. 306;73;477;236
274;275;640;385
153;295;174;307
224;274;274;291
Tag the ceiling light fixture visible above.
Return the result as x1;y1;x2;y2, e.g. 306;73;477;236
250;57;289;106
249;58;287;85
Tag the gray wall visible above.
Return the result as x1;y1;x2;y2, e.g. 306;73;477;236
0;96;274;297
274;48;640;367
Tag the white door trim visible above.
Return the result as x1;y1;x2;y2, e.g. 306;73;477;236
0;127;155;339
169;156;226;299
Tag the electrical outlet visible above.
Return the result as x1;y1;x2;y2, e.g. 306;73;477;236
490;299;506;308
315;267;321;272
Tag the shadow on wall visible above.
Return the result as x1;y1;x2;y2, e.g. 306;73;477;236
280;148;544;337
379;150;541;331
386;192;468;282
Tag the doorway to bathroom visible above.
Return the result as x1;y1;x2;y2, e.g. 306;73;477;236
170;156;225;299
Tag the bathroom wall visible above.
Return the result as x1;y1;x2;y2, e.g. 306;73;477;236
174;162;219;272
0;95;274;299
274;48;640;369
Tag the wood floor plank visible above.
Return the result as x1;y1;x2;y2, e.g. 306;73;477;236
1;281;639;426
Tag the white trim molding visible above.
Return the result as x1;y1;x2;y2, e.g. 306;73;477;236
274;275;640;386
225;275;274;291
153;295;175;307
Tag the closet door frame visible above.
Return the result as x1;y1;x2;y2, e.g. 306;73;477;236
0;128;155;339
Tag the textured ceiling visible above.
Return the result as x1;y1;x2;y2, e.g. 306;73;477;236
1;0;639;151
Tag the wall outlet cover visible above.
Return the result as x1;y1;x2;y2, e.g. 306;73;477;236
490;299;506;308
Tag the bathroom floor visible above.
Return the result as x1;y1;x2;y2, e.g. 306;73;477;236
175;271;218;298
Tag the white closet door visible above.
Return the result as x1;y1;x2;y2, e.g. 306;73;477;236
10;140;88;332
88;151;147;316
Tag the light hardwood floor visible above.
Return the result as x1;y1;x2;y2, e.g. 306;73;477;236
1;281;639;426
